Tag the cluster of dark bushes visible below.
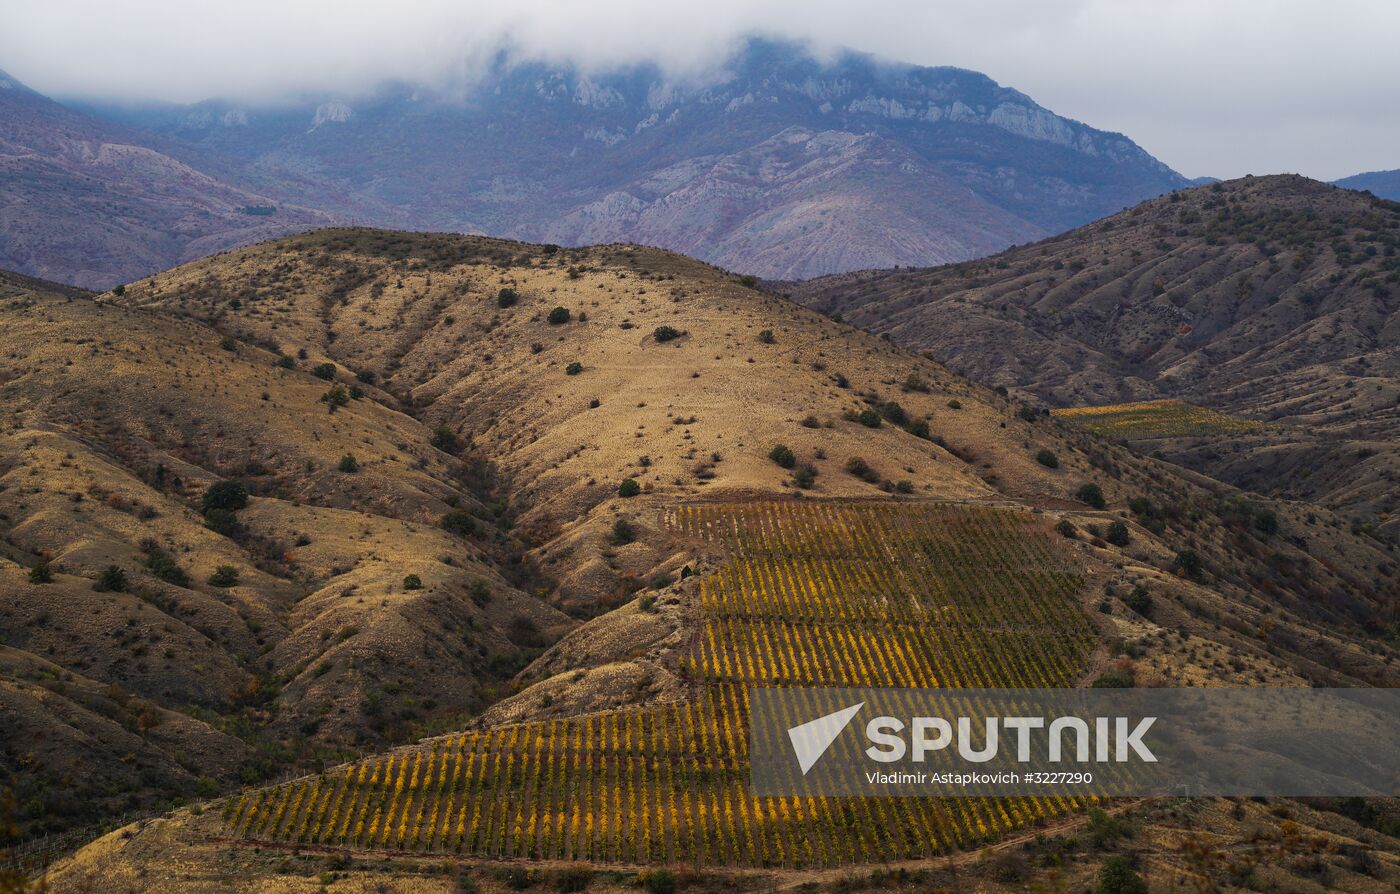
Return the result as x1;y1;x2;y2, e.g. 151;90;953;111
202;479;248;538
768;444;818;489
842;457;910;493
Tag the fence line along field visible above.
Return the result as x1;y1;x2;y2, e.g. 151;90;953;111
1051;399;1263;439
222;500;1098;867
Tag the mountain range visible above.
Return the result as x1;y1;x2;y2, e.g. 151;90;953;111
5;40;1194;287
1335;168;1400;201
0;67;338;287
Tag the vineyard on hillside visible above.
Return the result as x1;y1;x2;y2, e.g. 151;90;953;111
223;501;1097;867
678;502;1092;690
1051;399;1262;439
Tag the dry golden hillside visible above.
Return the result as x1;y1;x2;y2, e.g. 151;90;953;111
111;230;1397;653
788;176;1400;538
0;231;1394;889
0;273;570;840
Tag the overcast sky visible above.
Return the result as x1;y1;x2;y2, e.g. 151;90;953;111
2;0;1397;181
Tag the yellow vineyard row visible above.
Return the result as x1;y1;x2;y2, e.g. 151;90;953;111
224;500;1096;867
1051;399;1262;438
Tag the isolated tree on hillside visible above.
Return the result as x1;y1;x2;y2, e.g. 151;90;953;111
208;565;240;588
1095;856;1147;894
201;480;248;513
1075;483;1106;509
768;444;796;469
95;565;128;593
1106;520;1131;546
430;426;461;455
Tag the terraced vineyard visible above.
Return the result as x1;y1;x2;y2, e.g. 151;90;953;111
222;501;1098;866
1051;399;1263;438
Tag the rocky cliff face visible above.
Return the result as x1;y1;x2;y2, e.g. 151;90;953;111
81;38;1188;280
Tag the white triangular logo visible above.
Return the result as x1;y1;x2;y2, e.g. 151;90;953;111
787;702;864;775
